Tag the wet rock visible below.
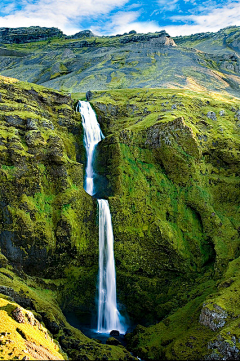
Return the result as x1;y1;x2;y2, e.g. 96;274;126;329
12;307;25;323
86;90;93;101
207;111;217;120
199;304;228;331
110;330;120;336
219;110;225;116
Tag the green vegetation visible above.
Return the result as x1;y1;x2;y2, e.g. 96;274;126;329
0;76;135;360
0;72;240;359
1;26;240;96
89;88;240;359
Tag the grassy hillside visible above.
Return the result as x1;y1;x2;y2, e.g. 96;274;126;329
174;26;240;55
88;88;240;359
0;27;239;96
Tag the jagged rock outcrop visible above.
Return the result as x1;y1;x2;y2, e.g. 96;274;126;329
68;30;96;39
0;26;64;44
119;30;176;46
199;304;228;331
207;336;240;360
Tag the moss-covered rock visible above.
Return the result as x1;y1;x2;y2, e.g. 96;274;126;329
1;77;240;360
0;76;135;360
88;88;240;358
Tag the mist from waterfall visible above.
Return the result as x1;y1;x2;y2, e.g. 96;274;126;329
77;101;125;334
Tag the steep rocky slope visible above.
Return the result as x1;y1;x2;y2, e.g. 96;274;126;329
0;72;240;359
87;88;240;360
0;27;64;44
174;26;240;55
0;75;135;360
0;26;239;96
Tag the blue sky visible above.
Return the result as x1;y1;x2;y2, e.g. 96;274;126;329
0;0;239;36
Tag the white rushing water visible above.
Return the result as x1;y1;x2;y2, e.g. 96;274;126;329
76;101;105;196
77;101;124;334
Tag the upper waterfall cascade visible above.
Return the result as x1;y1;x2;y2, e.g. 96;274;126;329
76;101;105;196
77;100;125;334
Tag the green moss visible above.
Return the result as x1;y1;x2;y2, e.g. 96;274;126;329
1;77;240;360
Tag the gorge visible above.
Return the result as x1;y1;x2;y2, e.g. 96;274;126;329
0;25;240;361
77;100;125;335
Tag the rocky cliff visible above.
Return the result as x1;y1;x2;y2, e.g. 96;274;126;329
0;75;240;359
88;88;240;360
0;26;239;96
0;75;135;360
0;26;64;44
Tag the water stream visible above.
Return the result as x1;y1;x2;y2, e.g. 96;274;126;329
77;101;125;334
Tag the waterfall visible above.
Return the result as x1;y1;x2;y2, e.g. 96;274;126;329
77;101;105;196
77;101;125;334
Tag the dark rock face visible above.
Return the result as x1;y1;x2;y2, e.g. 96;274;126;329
0;26;64;44
110;330;120;336
86;90;93;101
0;286;33;308
43;319;60;334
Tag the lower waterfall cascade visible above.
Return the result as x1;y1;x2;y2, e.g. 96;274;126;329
76;100;125;334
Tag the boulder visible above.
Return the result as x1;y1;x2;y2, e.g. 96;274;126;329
12;307;25;323
86;90;93;101
106;337;121;346
110;330;120;336
207;111;217;120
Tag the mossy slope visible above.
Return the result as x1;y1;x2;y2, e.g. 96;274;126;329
0;76;135;360
89;88;240;359
1;75;240;359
